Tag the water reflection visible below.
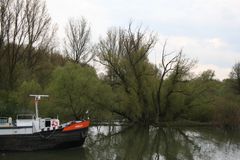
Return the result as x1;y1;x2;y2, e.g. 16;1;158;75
1;126;240;160
86;126;200;160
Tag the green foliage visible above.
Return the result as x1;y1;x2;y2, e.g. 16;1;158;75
213;96;240;128
181;71;220;122
15;80;42;110
48;63;114;120
0;5;239;127
229;62;240;94
0;90;18;116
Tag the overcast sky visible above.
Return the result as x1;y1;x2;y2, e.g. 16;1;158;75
46;0;240;80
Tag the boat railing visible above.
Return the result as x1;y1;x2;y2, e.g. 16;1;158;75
17;114;35;120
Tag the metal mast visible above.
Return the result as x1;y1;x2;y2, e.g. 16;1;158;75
29;95;49;119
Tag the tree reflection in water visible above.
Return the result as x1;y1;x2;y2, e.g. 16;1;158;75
1;126;240;160
86;126;198;160
85;126;240;160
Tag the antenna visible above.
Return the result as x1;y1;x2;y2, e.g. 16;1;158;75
29;95;49;119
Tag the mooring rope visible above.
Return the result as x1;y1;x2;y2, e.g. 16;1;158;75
37;128;58;140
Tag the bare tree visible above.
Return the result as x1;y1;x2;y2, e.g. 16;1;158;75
0;0;11;59
156;42;196;121
156;42;180;120
64;17;93;65
3;0;27;89
0;0;11;88
24;0;55;69
0;0;55;89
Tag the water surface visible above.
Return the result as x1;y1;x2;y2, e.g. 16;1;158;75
1;125;240;160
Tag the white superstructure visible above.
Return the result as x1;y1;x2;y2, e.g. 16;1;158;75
0;95;60;135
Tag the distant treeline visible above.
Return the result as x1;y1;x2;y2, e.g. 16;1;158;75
0;0;240;127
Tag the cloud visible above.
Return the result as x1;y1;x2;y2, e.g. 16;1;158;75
206;38;228;49
162;35;238;66
149;35;239;79
193;64;231;80
46;0;240;43
45;0;240;80
47;0;111;41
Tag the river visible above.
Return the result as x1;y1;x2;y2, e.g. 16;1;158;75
1;125;240;160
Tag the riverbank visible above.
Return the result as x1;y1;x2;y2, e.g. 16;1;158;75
153;120;214;127
91;120;215;127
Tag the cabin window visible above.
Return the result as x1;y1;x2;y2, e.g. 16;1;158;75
45;120;51;127
0;118;8;124
17;115;34;120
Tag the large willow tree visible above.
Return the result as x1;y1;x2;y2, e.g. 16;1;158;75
96;24;210;123
96;24;158;123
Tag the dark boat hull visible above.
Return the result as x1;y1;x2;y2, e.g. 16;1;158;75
0;128;88;151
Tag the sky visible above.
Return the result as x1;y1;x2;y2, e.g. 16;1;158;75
46;0;240;80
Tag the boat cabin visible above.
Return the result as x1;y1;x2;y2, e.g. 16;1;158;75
0;114;60;135
16;114;35;127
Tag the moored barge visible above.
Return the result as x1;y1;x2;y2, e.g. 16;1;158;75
0;95;90;151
